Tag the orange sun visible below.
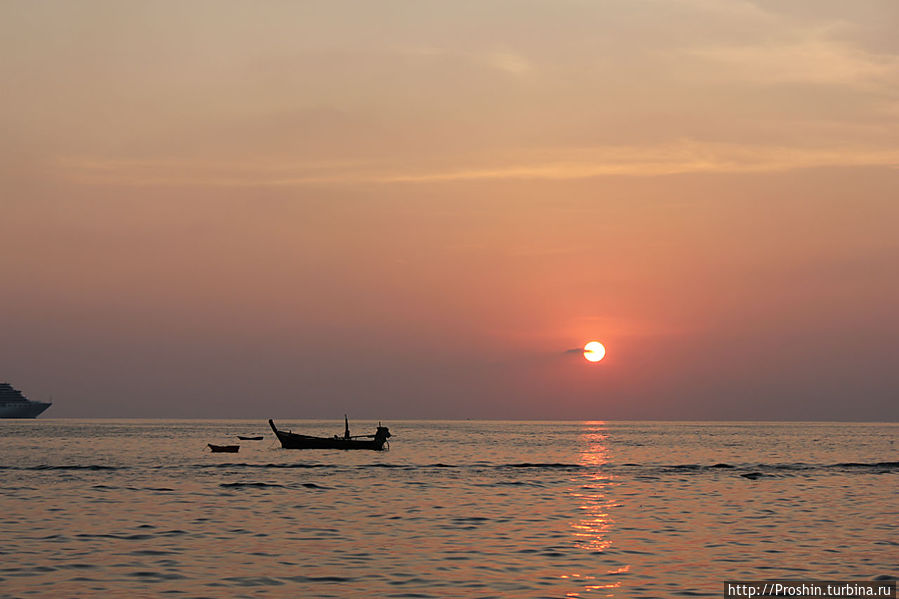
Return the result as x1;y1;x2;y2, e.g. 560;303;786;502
583;341;606;363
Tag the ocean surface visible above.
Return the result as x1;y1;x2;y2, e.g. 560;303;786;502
0;420;895;598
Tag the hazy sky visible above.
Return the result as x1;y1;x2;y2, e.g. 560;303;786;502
2;1;897;419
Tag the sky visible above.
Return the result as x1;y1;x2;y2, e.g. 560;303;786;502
1;0;897;420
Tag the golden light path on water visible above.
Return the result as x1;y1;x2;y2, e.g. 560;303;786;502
565;422;624;598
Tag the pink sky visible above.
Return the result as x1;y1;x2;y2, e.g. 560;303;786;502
2;1;897;419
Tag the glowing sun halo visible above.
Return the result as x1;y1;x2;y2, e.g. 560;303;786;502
584;341;606;363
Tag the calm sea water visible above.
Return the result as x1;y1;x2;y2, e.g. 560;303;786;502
0;420;895;598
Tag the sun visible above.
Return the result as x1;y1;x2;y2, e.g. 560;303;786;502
583;341;606;363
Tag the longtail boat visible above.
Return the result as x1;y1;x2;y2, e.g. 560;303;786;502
237;435;264;441
268;417;390;451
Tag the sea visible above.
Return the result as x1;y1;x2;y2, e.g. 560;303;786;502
0;420;896;599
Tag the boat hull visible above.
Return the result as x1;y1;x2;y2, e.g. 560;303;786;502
0;402;52;418
269;419;389;450
208;444;240;453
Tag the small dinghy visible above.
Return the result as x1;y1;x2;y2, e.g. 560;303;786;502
208;444;240;453
237;436;263;441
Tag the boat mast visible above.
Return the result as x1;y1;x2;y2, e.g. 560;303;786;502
344;414;350;440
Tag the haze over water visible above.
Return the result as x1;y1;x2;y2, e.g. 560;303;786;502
1;420;895;598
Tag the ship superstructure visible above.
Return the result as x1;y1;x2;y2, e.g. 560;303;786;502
0;382;52;418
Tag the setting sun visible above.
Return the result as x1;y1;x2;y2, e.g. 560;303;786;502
584;341;606;363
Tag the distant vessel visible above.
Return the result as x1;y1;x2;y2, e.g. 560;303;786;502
208;444;240;453
0;382;52;418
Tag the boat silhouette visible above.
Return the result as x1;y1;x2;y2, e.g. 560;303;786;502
208;444;240;453
269;416;390;450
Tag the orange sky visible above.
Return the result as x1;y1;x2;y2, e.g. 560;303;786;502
2;1;897;419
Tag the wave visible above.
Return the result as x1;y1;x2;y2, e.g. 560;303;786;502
219;481;330;490
3;461;895;476
0;464;124;471
199;462;329;469
420;460;895;473
74;530;186;540
501;462;584;469
220;482;289;489
834;461;899;468
642;461;899;477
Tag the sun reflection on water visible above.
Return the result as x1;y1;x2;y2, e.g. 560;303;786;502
566;421;624;598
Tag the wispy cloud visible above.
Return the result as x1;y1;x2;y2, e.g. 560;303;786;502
59;140;899;188
484;50;532;75
666;0;898;90
375;142;899;183
56;157;375;187
393;44;533;77
684;36;899;88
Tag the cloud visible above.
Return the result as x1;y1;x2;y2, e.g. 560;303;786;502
683;36;899;88
484;50;532;75
55;157;374;187
375;142;899;183
662;0;898;91
392;44;532;76
58;140;899;188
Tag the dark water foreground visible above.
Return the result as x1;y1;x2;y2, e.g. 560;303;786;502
1;420;895;598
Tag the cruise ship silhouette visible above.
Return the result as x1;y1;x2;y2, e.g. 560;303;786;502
0;382;52;418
